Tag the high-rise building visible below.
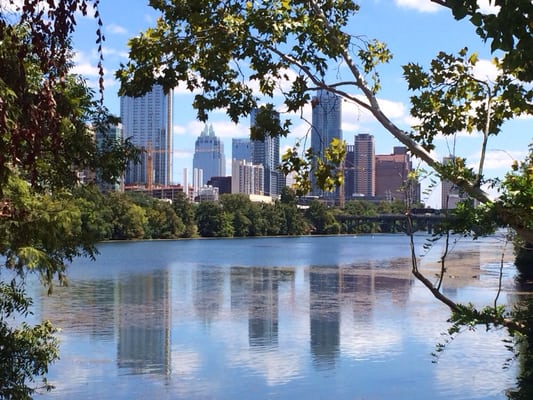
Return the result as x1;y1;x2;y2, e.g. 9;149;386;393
207;176;232;195
343;144;355;201
441;156;466;209
375;146;419;203
353;133;375;197
120;85;172;187
250;108;284;197
232;138;252;162
192;124;226;185
310;89;342;197
231;159;264;195
95;123;123;193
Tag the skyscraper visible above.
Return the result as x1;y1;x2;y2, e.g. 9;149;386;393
250;108;284;197
232;138;252;162
231;159;264;195
353;133;375;197
192;124;226;185
311;89;342;197
375;146;419;203
95;123;123;193
441;156;466;209
120;85;172;187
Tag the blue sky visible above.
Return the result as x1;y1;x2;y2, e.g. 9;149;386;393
10;0;531;207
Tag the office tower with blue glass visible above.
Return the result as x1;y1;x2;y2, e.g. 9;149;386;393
310;89;343;199
192;124;226;185
120;85;172;187
250;108;284;198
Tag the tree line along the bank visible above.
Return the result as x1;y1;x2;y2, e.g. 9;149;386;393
74;185;420;241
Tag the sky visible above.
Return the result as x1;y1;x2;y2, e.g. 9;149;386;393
4;0;531;207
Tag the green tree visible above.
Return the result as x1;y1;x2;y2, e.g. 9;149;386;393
107;193;148;240
305;200;339;234
279;202;309;235
1;0;141;393
173;192;198;238
247;202;269;236
432;0;533;82
196;201;234;237
73;185;114;242
220;194;254;236
145;200;185;239
125;192;185;239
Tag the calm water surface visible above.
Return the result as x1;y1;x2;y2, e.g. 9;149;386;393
32;234;520;399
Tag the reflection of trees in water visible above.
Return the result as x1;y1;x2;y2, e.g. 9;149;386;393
506;293;533;400
117;271;171;376
41;280;116;339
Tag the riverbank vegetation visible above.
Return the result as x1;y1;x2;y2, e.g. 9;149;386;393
72;186;427;240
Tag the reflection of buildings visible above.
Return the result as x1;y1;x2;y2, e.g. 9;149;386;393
230;267;296;349
340;262;412;314
309;267;340;368
248;268;279;348
308;263;413;368
117;271;171;375
40;280;117;339
193;268;225;324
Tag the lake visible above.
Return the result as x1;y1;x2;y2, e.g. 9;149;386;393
32;234;521;399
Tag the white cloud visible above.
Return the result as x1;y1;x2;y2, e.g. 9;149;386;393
71;63;100;78
472;59;499;82
395;0;499;15
0;0;21;13
211;120;249;139
106;24;127;35
477;0;500;15
394;0;440;13
70;51;101;77
351;95;408;124
173;125;187;135
468;149;526;171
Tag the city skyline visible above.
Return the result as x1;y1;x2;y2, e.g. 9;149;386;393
68;1;529;208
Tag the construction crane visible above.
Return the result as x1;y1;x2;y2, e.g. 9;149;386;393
145;141;172;191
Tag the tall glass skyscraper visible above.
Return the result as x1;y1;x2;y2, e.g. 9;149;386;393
353;133;375;197
120;85;173;187
311;89;342;197
95;123;123;193
250;108;284;197
232;138;252;162
192;124;226;185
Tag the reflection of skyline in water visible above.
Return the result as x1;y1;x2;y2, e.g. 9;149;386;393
41;260;414;377
117;271;171;375
37;235;517;399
